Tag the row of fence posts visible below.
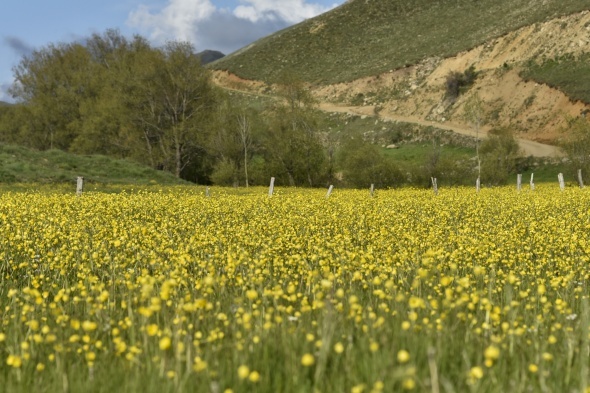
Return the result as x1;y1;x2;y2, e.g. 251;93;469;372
74;170;586;197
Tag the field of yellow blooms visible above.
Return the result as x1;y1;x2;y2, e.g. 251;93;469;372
1;185;589;393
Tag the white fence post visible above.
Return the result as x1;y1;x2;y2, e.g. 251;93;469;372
76;177;84;197
476;177;480;193
517;174;522;191
578;169;584;189
326;185;334;198
558;173;565;191
530;173;535;191
268;177;275;197
370;183;375;197
431;177;438;195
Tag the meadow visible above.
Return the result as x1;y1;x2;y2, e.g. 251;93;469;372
0;185;589;392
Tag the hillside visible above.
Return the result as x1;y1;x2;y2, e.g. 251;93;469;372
197;50;225;65
211;0;589;85
0;144;185;185
212;3;590;147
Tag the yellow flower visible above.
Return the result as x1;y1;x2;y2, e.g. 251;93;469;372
6;355;22;368
542;352;553;362
249;371;260;382
238;365;250;379
469;366;484;380
402;378;415;390
351;384;366;393
146;324;159;336
484;345;500;361
85;352;96;362
334;342;345;354
245;289;258;300
301;353;315;367
28;320;40;331
82;321;98;332
528;364;538;373
159;337;172;351
397;350;410;363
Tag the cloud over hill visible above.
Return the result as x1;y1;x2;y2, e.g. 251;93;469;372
127;0;338;54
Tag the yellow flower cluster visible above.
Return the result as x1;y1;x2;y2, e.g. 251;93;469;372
0;186;588;392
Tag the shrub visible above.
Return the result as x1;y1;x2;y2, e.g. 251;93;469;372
445;65;478;100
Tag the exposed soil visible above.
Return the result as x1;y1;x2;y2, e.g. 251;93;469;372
312;10;590;145
317;103;560;157
212;10;590;157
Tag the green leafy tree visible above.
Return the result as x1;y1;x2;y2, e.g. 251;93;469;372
480;127;521;185
11;42;96;150
338;138;404;188
9;31;221;181
262;74;327;186
209;99;261;186
560;117;590;179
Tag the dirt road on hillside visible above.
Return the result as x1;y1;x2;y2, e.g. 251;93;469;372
318;103;562;158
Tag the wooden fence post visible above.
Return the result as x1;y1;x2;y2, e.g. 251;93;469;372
268;177;275;197
76;177;84;197
578;169;584;189
370;184;375;197
431;177;438;195
205;187;210;197
530;173;535;191
517;174;522;191
476;177;480;193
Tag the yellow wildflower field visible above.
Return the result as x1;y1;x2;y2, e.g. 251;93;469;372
0;186;589;392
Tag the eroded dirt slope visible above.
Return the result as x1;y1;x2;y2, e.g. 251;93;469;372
312;10;590;144
212;10;590;153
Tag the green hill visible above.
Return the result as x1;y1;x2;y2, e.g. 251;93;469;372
211;0;589;85
0;144;186;185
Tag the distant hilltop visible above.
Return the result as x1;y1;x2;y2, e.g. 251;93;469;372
197;50;225;65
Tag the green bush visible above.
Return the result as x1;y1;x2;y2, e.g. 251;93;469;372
337;139;404;188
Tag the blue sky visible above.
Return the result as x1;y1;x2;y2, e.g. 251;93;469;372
0;0;344;102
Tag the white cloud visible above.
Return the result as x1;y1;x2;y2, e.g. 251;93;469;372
0;82;14;103
128;0;216;43
234;0;331;24
127;0;339;53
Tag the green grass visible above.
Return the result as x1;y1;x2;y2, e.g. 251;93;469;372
520;53;590;105
0;143;186;186
382;143;474;163
211;0;589;85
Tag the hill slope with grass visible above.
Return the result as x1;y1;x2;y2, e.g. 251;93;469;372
212;2;590;146
212;0;589;85
0;144;186;185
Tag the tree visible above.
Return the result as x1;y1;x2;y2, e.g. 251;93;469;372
10;42;96;150
479;127;521;185
464;93;485;183
337;138;404;188
208;98;264;186
146;42;219;178
262;73;327;186
560;116;590;179
8;30;222;181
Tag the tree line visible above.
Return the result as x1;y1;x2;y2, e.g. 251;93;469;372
0;30;335;186
0;29;542;188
